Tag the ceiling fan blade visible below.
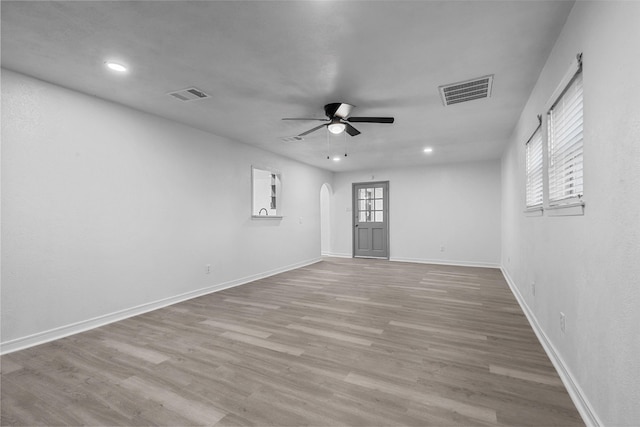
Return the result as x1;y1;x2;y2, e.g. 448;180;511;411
282;118;328;121
298;123;327;136
345;123;361;137
346;117;395;123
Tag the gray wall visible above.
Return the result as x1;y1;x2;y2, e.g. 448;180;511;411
1;69;332;351
500;2;640;425
330;160;502;267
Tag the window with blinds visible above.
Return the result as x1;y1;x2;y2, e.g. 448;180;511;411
525;126;543;208
547;70;584;205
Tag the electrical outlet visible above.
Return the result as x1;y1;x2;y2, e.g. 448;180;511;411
206;264;211;274
531;282;536;296
560;312;566;333
440;246;445;252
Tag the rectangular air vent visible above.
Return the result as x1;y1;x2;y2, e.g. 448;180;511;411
439;75;493;106
280;136;304;143
168;87;209;101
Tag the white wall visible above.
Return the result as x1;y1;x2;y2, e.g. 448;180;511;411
330;160;501;267
501;2;640;425
1;69;332;352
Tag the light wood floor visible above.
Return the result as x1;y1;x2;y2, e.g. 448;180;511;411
1;257;583;426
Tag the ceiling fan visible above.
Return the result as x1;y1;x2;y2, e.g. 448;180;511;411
282;103;394;137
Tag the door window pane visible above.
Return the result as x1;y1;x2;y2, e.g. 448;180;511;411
356;185;386;224
367;188;374;200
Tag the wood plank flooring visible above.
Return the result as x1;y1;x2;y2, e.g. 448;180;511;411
0;257;583;426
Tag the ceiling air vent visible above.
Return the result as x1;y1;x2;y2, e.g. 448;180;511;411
280;136;304;143
168;87;209;101
439;75;493;106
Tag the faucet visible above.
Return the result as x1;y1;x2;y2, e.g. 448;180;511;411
259;208;268;215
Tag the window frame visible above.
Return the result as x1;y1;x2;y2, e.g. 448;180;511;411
525;115;544;212
545;53;585;215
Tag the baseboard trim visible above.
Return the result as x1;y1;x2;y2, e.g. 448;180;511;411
0;257;322;355
323;252;352;258
391;256;500;269
500;267;602;427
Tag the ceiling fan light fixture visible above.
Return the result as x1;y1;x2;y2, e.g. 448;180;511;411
328;122;346;134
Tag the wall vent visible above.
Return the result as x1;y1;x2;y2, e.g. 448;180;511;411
280;136;304;143
439;75;493;106
168;87;210;101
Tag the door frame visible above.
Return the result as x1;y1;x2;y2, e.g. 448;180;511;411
352;181;390;259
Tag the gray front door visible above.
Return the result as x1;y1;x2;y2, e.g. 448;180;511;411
353;181;389;259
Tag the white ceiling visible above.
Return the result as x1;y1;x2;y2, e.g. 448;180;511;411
1;1;574;172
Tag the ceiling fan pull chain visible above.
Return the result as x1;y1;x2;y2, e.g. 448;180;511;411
344;130;348;157
326;128;330;160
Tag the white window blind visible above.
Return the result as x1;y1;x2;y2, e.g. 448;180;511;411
548;70;583;205
525;125;543;208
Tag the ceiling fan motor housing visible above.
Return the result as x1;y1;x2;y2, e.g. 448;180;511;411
325;103;354;119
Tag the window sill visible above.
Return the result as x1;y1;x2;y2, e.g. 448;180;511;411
252;215;283;220
547;201;585;216
524;207;543;217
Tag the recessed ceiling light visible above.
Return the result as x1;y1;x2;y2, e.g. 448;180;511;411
105;61;127;72
332;157;341;161
423;147;434;153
